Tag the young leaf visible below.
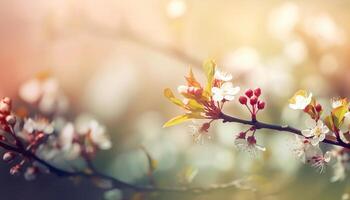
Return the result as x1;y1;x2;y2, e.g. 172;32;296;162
332;105;348;128
163;114;192;127
185;68;201;88
164;88;185;108
202;59;216;95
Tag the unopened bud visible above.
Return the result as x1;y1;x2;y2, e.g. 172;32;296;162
5;115;16;125
257;101;265;110
250;96;258;105
239;96;247;105
245;89;253;98
315;104;322;112
254;88;261;97
0;102;10;114
237;132;246;139
10;165;21;176
247;136;256;145
2;97;11;105
0;135;6;141
3;152;15;162
200;123;210;132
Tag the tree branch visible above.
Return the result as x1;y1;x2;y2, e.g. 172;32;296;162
219;112;349;149
1;111;347;194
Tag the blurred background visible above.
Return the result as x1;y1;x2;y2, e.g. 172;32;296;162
0;0;350;199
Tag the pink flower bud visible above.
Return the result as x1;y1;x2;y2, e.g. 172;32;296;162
245;89;253;98
257;101;265;110
239;96;247;105
2;97;11;105
3;152;15;162
254;88;261;97
5;115;16;125
0;101;10;114
250;96;258;105
10;165;21;176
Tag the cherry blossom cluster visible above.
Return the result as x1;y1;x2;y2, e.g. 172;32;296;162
0;75;112;181
289;90;350;176
164;60;350;181
164;60;266;151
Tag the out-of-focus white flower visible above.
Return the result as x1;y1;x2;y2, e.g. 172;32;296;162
78;120;112;150
188;122;211;145
167;0;186;18
301;119;329;146
214;69;232;82
212;82;240;102
320;54;339;75
289;90;312;110
283;37;308;64
19;77;69;114
303;14;345;48
291;135;313;163
57;123;81;160
331;97;348;109
342;193;349;200
59;123;75;150
331;160;346;182
234;132;266;157
23;118;54;134
268;2;300;41
24;167;37;181
331;147;350;182
222;47;261;75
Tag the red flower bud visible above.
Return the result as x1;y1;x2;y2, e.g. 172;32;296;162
315;104;322;112
200;123;210;132
257;101;265;110
237;132;246;139
247;136;256;145
239;96;247;105
245;89;253;98
254;88;261;97
250;96;258;105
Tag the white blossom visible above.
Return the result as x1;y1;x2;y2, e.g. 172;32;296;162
19;78;69;114
211;82;240;102
78;120;112;150
301;119;329;146
23;118;54;134
289;90;312;110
